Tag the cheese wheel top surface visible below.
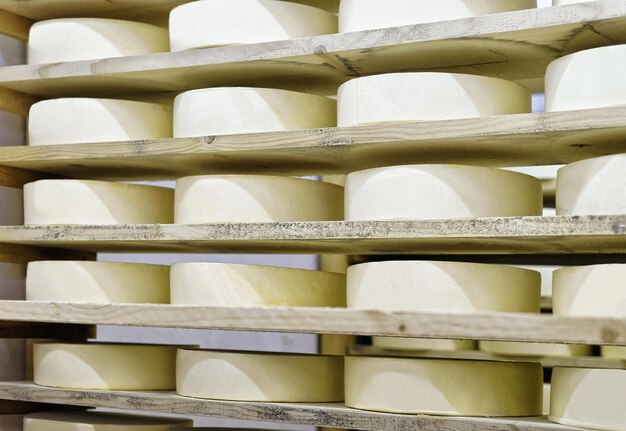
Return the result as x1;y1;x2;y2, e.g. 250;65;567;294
24;411;192;431
28;18;169;64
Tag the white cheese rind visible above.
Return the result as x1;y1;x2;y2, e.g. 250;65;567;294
345;356;542;416
373;337;477;351
176;349;344;402
28;18;169;64
23;411;192;431
480;341;592;357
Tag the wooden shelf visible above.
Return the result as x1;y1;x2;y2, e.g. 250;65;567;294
1;107;626;179
1;1;625;97
0;301;624;345
0;382;583;431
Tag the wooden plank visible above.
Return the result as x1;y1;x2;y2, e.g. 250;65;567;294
0;301;623;345
1;107;625;179
0;382;585;431
0;166;59;189
0;244;94;264
0;321;94;339
0;9;34;41
0;87;38;117
1;2;626;96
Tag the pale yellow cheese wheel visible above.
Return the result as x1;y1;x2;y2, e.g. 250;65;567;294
346;356;542;416
546;45;626;112
175;175;343;223
345;165;542;220
372;337;477;352
556;154;626;216
348;261;540;312
28;18;169;64
169;0;337;51
338;73;531;127
550;367;626;431
339;0;536;33
33;343;177;390
28;98;172;146
24;411;192;431
601;346;626;360
24;180;174;225
480;341;592;357
173;88;336;137
176;349;343;401
553;0;595;4
171;262;345;307
553;264;626;317
26;261;170;304
544;384;551;415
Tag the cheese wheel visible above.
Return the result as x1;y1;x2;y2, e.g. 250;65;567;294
169;0;337;51
553;264;626;317
544;384;551;415
546;45;626;112
28;98;172;146
553;0;595;4
372;337;477;351
176;349;343;401
24;180;174;225
556;154;626;216
26;261;170;304
338;73;531;127
339;0;536;33
24;411;192;431
601;346;626;359
171;262;345;307
480;341;592;357
346;356;542;416
346;165;542;220
173;88;336;137
348;261;540;312
175;175;343;223
33;343;177;390
28;18;169;64
550;367;626;431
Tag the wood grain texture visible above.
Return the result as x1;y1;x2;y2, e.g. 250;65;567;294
0;87;39;116
0;166;58;189
1;1;625;96
1;107;626;178
0;382;585;431
0;301;623;345
0;9;34;41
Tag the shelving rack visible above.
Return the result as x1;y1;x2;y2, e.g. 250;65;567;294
0;1;624;430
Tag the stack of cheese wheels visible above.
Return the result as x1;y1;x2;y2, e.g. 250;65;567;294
24;180;174;225
169;0;337;51
170;263;345;307
177;349;343;401
175;175;343;223
339;0;535;33
23;411;192;431
26;261;170;304
346;165;542;220
173;88;335;137
338;73;531;127
28;98;172;146
346;356;542;416
33;343;177;390
28;18;169;64
550;367;626;430
372;337;477;352
545;45;626;112
480;341;591;357
553;264;626;317
556;154;626;215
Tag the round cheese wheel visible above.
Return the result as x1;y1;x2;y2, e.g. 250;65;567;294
171;262;345;307
348;261;540;312
175;175;343;223
24;180;174;225
550;367;626;431
345;165;542;220
28;18;169;64
337;73;531;127
346;356;542;416
372;337;477;351
28;98;172;146
176;349;343;402
601;346;626;359
169;0;337;51
556;154;626;216
173;88;336;137
553;264;626;317
33;343;177;390
339;0;535;33
480;341;592;357
544;383;551;415
546;45;626;112
26;261;170;304
24;411;192;431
